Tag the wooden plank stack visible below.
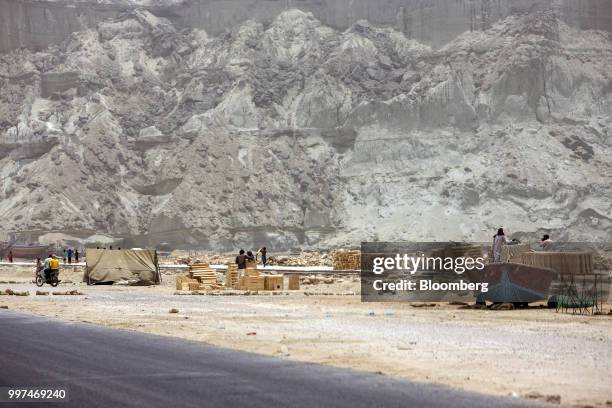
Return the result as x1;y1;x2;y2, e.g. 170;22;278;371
333;250;361;270
189;263;222;290
225;263;239;289
264;275;284;291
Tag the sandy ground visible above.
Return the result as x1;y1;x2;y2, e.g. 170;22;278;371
1;265;611;408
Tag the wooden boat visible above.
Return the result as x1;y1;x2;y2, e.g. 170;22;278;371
465;263;554;304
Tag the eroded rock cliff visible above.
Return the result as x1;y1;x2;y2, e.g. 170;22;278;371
1;6;611;249
2;0;612;53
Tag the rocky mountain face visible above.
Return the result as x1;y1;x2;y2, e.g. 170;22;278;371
2;0;612;53
0;3;611;250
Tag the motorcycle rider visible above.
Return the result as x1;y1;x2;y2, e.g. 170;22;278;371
42;253;52;279
42;253;60;281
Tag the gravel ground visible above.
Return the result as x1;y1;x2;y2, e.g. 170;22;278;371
1;266;611;408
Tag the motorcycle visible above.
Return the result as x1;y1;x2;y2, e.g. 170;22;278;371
35;268;60;287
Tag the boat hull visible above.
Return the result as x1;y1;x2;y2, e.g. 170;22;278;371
465;263;554;303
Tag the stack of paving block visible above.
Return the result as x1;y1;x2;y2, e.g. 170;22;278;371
190;263;222;290
176;275;200;291
264;275;284;291
333;250;361;270
225;263;239;289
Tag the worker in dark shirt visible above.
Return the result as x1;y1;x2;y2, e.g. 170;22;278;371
235;249;247;276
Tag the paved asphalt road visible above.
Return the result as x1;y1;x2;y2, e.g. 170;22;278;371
0;311;541;408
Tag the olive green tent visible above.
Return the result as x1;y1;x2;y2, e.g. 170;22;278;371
84;248;160;285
